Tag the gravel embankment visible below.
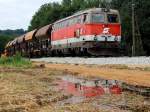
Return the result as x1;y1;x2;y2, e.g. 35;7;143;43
32;57;150;65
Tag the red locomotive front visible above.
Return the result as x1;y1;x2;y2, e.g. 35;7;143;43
51;8;121;56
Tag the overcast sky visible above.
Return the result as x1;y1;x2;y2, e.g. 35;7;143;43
0;0;61;30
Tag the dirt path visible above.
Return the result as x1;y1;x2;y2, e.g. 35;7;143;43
34;63;150;87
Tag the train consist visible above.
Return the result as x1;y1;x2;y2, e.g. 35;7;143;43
4;8;122;57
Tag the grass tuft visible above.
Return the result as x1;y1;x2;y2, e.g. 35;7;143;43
0;53;32;68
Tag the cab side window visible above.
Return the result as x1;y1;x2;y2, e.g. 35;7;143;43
107;14;119;23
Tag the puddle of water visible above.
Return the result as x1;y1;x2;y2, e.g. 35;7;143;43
54;76;150;112
56;75;122;98
57;96;85;106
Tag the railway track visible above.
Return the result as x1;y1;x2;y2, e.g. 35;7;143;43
32;56;150;65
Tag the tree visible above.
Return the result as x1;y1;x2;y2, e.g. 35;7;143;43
0;35;13;54
62;0;71;6
112;0;149;55
0;29;25;55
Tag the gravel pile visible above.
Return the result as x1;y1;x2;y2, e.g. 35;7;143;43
32;57;150;65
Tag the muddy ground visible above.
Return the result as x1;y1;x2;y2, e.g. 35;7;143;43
0;65;150;112
35;63;150;87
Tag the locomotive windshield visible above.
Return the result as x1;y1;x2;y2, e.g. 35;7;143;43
91;13;105;23
107;14;119;23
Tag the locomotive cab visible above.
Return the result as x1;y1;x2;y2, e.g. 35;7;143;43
83;9;121;40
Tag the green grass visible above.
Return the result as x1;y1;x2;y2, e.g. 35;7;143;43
0;53;32;68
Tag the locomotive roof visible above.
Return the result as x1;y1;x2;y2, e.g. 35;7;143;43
74;8;118;15
54;8;119;24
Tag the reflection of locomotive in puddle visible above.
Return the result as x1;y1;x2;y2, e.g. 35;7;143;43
57;76;122;98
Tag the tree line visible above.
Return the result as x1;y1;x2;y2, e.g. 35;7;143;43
0;29;25;54
28;0;150;56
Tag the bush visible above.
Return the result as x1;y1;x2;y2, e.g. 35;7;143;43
0;53;32;68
